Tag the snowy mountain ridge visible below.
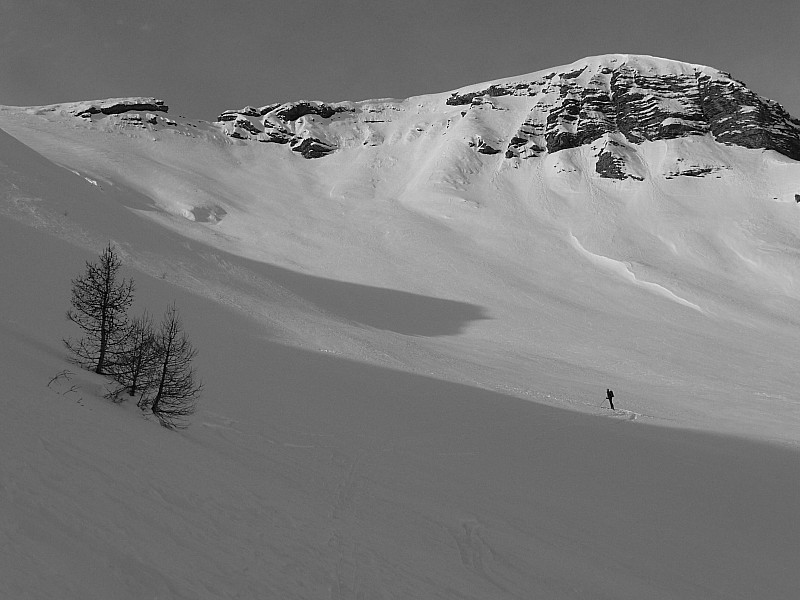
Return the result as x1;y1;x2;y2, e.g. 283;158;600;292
213;54;800;168
22;55;800;170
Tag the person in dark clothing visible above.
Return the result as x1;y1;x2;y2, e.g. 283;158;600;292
606;389;615;410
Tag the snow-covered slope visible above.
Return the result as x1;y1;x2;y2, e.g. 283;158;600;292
4;54;800;439
1;54;800;598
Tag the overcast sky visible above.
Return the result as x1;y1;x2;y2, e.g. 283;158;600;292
1;0;799;119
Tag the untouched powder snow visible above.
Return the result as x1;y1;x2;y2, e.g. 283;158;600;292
2;54;800;597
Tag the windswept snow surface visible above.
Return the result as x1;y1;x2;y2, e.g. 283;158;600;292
2;67;800;599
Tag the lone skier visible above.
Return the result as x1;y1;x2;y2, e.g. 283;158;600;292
606;389;615;410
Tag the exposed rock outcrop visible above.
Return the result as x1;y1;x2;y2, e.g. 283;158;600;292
595;148;643;181
593;138;645;181
482;56;800;176
698;76;800;160
216;100;353;158
291;137;335;158
476;141;501;155
274;102;338;121
72;98;168;118
446;85;512;106
496;61;796;163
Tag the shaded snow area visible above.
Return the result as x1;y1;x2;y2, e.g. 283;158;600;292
2;70;800;599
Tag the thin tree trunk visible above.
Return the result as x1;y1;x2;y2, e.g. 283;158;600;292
151;344;171;414
95;268;112;373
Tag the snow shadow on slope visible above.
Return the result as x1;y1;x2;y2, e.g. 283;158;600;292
204;252;491;336
0;126;488;337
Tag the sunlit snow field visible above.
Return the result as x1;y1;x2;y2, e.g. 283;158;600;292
1;71;799;599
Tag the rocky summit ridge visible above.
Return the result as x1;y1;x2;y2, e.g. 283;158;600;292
212;54;800;174
445;54;800;159
18;55;800;179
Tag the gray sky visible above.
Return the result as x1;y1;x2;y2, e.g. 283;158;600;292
1;0;799;119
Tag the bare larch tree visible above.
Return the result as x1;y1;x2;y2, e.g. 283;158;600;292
145;303;202;429
108;312;158;403
65;243;134;374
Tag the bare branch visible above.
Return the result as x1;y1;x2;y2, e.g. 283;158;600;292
47;370;74;388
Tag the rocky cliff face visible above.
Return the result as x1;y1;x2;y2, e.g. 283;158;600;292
215;55;800;175
216;101;350;157
447;56;800;165
68;98;168;118
482;61;716;180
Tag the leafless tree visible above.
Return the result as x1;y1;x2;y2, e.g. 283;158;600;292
144;303;201;429
107;312;158;404
65;243;134;374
